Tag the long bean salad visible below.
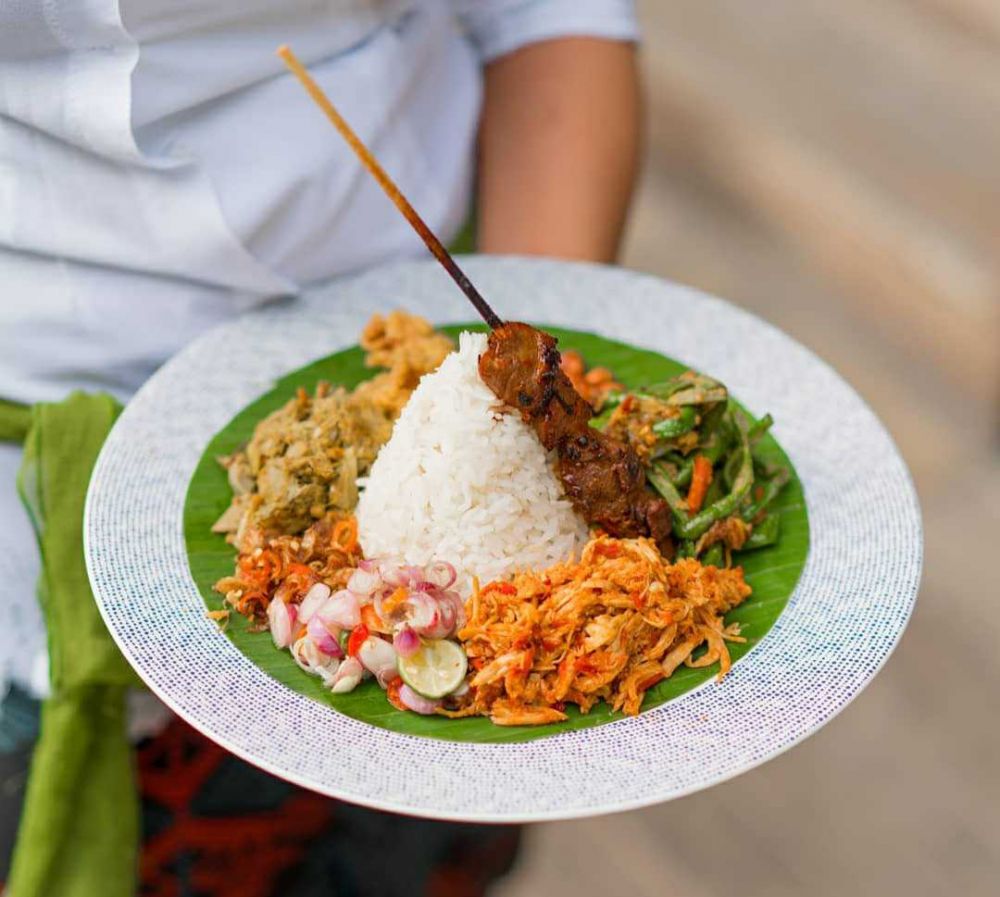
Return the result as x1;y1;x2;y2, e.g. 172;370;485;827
594;373;790;568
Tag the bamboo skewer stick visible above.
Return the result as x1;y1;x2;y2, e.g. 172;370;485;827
277;45;503;330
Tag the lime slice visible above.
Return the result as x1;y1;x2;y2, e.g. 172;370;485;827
397;639;468;699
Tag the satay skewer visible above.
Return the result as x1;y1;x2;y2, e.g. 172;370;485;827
277;45;503;331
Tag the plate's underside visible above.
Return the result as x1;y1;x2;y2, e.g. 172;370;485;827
85;258;921;820
184;325;810;743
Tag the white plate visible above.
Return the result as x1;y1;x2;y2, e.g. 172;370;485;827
84;257;921;822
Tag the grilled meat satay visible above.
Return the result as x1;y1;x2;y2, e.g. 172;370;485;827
478;322;592;449
479;323;672;547
557;429;672;544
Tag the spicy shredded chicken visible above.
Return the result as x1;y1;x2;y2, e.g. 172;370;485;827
445;535;751;726
214;514;361;626
213;311;452;545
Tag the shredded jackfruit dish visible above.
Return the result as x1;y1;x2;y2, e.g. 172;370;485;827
211;312;787;726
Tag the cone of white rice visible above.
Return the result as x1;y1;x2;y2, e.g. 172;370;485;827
357;332;588;592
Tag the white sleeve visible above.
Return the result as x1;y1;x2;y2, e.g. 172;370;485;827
450;0;639;63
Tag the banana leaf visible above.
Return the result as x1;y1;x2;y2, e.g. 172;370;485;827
183;326;809;744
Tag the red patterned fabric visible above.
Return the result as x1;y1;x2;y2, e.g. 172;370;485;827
135;718;521;897
138;720;333;897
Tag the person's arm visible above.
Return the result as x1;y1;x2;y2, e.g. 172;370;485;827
475;37;641;263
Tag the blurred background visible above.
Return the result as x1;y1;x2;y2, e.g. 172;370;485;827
497;2;1000;895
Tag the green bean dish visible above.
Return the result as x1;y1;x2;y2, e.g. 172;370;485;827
594;374;789;568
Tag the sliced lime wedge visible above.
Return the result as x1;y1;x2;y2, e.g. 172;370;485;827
397;639;468;699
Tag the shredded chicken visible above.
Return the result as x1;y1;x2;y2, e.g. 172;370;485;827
444;535;751;726
213;311;452;545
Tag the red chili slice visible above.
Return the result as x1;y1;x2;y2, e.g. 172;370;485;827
346;623;369;658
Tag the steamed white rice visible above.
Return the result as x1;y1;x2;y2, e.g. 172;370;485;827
357;332;588;592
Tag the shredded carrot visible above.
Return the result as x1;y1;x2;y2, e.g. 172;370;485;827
687;454;713;515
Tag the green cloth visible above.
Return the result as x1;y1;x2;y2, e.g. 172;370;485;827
0;399;32;443
3;392;140;897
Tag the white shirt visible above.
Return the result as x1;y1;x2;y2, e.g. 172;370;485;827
0;0;637;697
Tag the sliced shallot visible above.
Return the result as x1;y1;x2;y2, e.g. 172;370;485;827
268;598;297;649
392;626;420;659
377;560;407;588
307;614;342;657
319;590;361;629
347;566;381;597
330;656;364;694
404;591;441;637
357;636;397;683
424;561;457;590
399;684;441;715
400;565;426;588
297;582;331;624
292;636;340;686
440;590;467;631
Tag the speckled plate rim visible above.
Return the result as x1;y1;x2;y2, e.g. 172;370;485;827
84;257;922;822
